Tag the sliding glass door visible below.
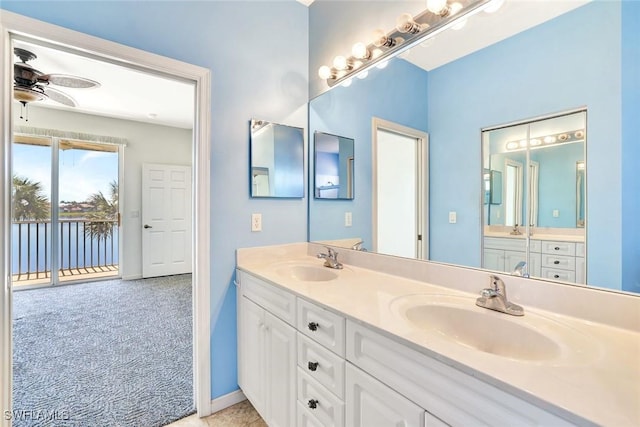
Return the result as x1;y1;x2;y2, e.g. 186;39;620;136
12;134;121;288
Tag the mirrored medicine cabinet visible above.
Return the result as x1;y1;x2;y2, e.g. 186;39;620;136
313;131;355;200
249;119;304;198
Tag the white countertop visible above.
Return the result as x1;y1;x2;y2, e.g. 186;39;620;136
237;243;640;426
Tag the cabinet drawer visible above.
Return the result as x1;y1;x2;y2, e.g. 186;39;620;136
298;298;345;357
346;320;574;427
297;402;325;427
540;241;576;256
239;271;296;325
541;267;576;283
541;254;576;270
483;237;526;252
298;333;345;399
297;368;344;427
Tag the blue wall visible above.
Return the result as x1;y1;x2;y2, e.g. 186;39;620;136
1;0;309;399
621;0;640;293
308;59;428;249
428;1;623;288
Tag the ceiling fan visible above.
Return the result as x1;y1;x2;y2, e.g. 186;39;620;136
13;47;101;112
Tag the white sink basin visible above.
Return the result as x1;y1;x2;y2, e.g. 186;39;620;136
275;263;339;282
390;294;598;363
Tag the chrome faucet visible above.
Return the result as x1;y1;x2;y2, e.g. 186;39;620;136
317;247;343;269
351;240;367;251
476;275;524;316
511;261;529;278
509;224;522;235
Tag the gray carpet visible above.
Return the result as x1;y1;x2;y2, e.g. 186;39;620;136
12;275;195;427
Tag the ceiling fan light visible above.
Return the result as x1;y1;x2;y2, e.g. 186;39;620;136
13;86;46;103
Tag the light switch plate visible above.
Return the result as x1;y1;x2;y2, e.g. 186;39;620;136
345;212;353;227
251;213;262;232
449;211;457;224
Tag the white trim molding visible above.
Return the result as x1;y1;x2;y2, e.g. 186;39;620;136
210;390;247;415
0;10;212;424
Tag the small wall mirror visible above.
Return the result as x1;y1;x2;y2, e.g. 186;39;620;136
250;119;304;198
313;131;354;200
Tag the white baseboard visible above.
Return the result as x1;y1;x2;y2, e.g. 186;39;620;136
209;389;247;414
121;274;142;281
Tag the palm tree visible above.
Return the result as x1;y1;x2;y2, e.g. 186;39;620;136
12;175;50;221
84;180;118;243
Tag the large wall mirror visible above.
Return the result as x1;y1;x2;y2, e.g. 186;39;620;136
307;1;639;294
250;119;304;198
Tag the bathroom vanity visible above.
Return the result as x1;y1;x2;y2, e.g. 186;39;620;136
236;243;639;427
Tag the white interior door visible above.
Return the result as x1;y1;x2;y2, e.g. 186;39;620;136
373;122;428;259
142;163;192;278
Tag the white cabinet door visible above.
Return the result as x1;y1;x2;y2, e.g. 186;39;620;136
346;363;424;427
239;295;296;427
483;248;504;271
239;296;266;417
503;250;526;273
265;311;297;427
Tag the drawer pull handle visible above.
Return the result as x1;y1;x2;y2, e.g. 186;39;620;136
554;260;560;265
308;322;319;331
554;246;560;250
308;399;319;409
554;274;560;279
308;361;319;371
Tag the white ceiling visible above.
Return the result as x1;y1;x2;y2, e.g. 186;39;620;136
12;0;588;130
13;40;195;129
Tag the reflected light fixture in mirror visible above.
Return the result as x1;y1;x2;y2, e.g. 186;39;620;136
317;0;504;88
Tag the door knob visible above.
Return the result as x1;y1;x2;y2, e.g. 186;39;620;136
144;224;152;229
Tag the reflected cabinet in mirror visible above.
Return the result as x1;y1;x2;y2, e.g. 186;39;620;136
482;110;587;283
314;132;354;199
308;1;638;294
250;119;304;198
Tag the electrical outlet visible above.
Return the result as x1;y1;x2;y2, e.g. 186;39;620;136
449;211;457;224
251;213;262;232
345;212;352;227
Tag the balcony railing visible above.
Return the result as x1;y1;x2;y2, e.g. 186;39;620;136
12;219;119;283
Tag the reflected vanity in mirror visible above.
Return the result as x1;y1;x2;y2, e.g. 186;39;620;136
250;119;304;198
482;110;587;283
308;1;638;293
314;132;354;199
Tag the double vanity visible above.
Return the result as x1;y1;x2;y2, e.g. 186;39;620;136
236;243;639;427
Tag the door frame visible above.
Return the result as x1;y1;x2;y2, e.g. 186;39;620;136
0;10;212;422
371;117;429;259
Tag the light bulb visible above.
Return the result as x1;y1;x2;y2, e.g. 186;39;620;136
372;29;395;48
333;55;349;71
449;2;463;16
351;42;370;60
341;79;353;88
506;142;519;150
484;0;505;14
396;13;422;34
318;65;333;80
356;70;368;79
426;0;448;15
543;136;556;144
376;60;389;70
519;140;527;147
530;138;541;146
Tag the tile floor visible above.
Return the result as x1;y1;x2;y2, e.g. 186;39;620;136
166;400;267;427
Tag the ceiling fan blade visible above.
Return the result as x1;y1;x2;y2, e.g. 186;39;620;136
43;86;77;107
39;74;101;89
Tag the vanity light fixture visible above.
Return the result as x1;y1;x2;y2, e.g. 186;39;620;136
317;0;500;88
505;129;586;151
